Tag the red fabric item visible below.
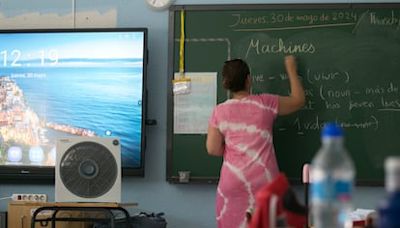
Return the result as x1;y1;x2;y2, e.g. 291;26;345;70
248;173;306;228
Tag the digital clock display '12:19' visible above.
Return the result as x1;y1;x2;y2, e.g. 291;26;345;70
0;49;59;67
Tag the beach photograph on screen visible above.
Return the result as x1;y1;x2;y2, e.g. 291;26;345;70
0;31;144;168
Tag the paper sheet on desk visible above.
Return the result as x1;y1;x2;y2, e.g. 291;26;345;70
349;208;376;222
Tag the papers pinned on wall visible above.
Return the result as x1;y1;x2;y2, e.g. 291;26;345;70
174;72;217;134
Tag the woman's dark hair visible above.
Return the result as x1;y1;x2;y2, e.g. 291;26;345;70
222;59;250;92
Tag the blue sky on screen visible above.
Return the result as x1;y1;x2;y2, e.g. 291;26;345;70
0;32;144;60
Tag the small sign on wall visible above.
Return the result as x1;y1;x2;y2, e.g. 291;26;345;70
0;9;117;29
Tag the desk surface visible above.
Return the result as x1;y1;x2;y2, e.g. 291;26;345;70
9;201;138;207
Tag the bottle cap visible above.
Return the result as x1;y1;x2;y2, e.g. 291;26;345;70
386;157;400;171
321;122;343;137
385;156;400;192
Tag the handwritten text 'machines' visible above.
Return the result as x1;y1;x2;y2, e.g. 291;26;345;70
245;38;315;58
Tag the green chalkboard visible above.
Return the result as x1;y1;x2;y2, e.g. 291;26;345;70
167;4;400;185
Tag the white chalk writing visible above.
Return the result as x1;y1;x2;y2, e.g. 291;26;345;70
292;115;379;134
230;14;267;27
370;11;400;26
365;82;398;95
245;38;316;58
306;69;350;84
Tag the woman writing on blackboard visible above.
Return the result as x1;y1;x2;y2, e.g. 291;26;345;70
206;55;305;228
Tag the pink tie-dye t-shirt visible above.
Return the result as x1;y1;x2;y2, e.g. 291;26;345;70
209;94;280;228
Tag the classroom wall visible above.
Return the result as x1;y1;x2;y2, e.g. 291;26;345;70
0;0;397;227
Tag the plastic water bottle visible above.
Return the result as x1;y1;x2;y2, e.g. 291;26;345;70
377;157;400;228
310;122;355;228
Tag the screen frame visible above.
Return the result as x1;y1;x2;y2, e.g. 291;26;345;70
0;27;148;181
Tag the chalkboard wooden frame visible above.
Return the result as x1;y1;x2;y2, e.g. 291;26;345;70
167;3;400;185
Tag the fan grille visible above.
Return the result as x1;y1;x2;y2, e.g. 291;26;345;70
60;141;118;198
